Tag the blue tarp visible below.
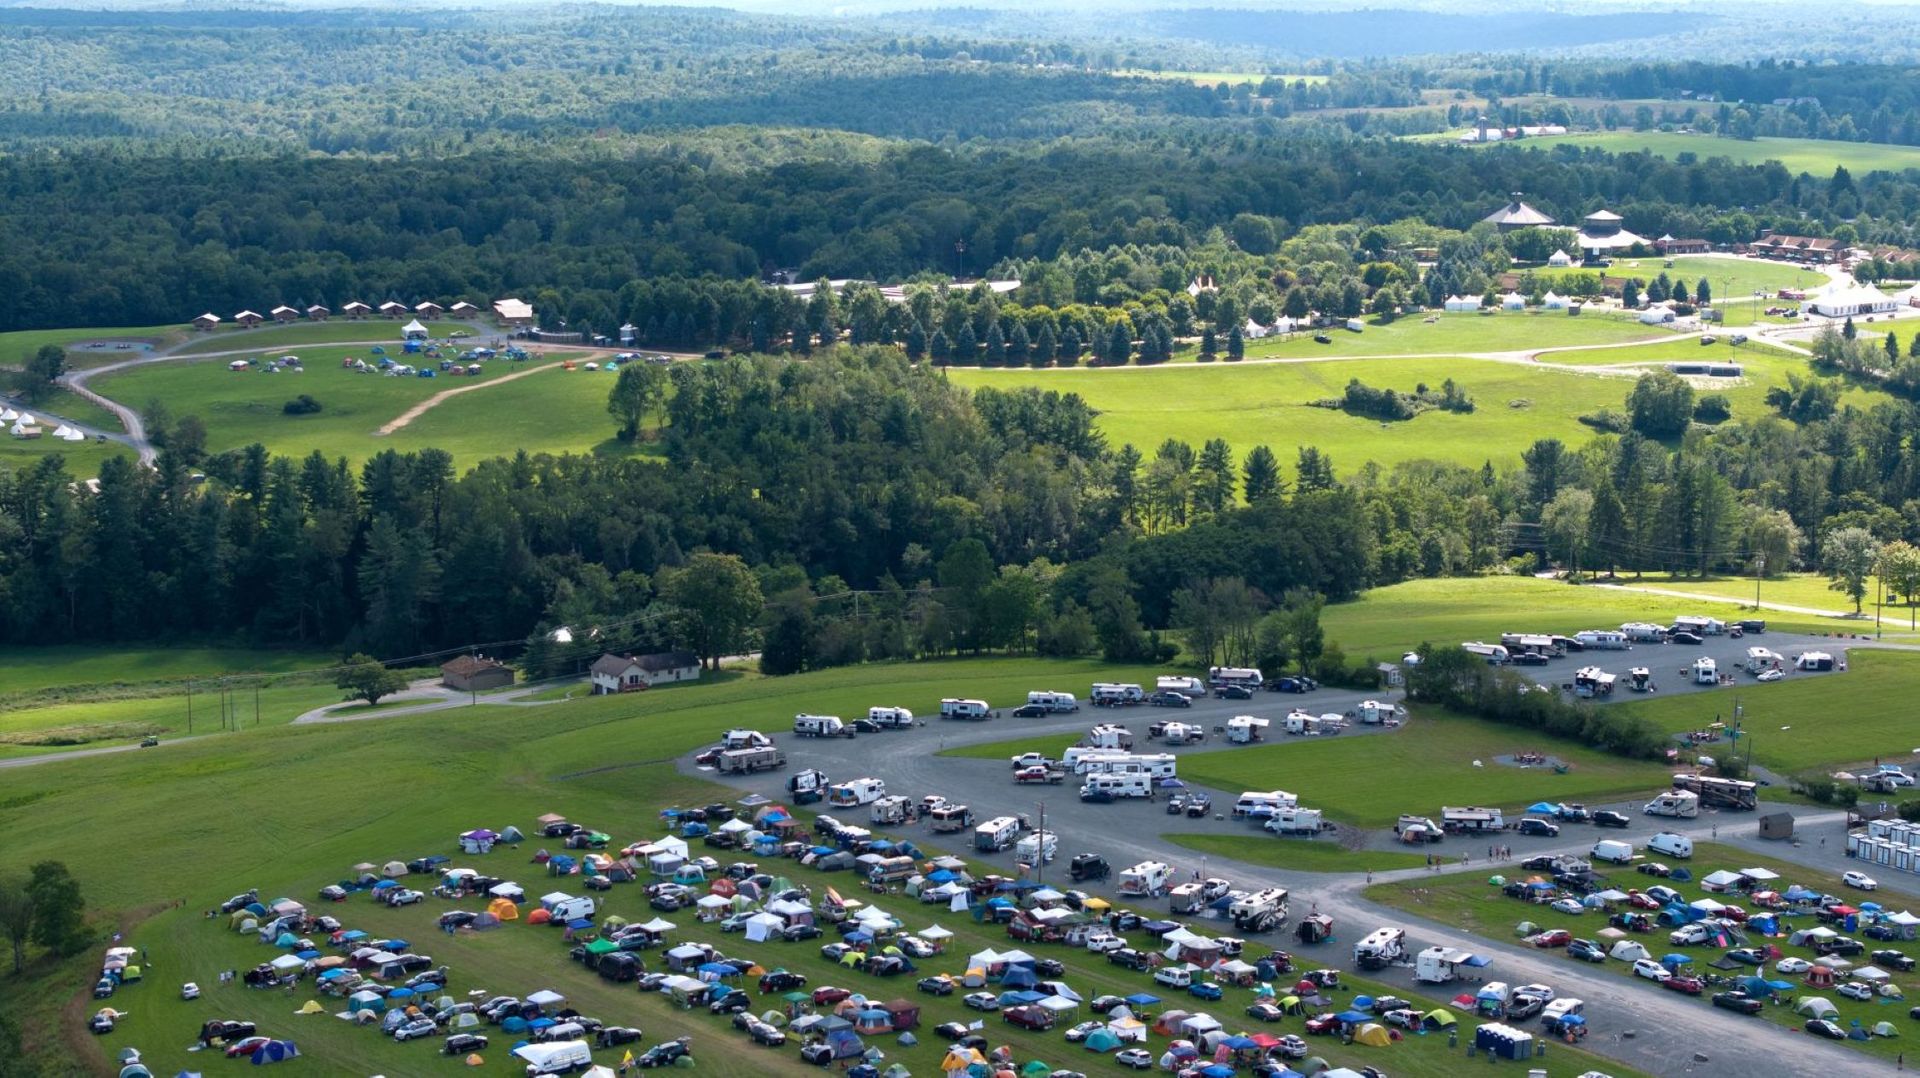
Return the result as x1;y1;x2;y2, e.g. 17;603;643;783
372;880;399;890
566;918;592;930
337;930;366;942
927;870;958;883
1336;1010;1372;1024
1527;802;1557;813
1660;954;1693;968
1124;993;1161;1005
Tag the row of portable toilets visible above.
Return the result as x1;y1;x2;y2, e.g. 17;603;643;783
1849;821;1920;874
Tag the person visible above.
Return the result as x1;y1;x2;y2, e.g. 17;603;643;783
1366;870;1373;884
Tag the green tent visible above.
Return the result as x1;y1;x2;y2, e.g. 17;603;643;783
1020;1062;1051;1077
585;939;619;955
1422;1008;1457;1028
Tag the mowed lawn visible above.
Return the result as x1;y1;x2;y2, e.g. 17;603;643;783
1367;841;1920;1064
169;319;491;357
949;356;1658;471
1601;571;1889;619
0;428;129;477
93;349;586;467
1535;256;1826;309
0;680;349;757
0;324;184;365
1236;310;1662;360
0;644;337;697
1539;130;1920;176
384;361;659;464
0;652;1647;1078
1317;577;1858;660
1615;648;1920;772
947;711;1670;828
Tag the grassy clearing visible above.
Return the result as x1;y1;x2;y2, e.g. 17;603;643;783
948;710;1669;828
0;428;129;477
1316;577;1859;660
382;360;659;465
1616;648;1920;772
0;682;348;757
1603;571;1883;618
37;385;126;432
1235;310;1661;361
1535;256;1826;309
1367;841;1920;1062
0;324;184;365
1164;832;1447;873
0;644;336;698
169;320;491;357
1539;131;1920;176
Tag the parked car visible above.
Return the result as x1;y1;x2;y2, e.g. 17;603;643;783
88;1013;115;1034
781;924;822;942
1529;929;1572;948
917;976;955;996
1757;669;1784;682
443;1033;490;1054
1636;862;1671;878
1382;1007;1424;1029
393;1018;438;1041
709;992;751;1014
1189;982;1224;1001
1712;992;1763;1015
1504;994;1545;1020
1184;794;1213;818
1844;871;1879;891
1270;1034;1309;1059
1246;1002;1285;1022
1148;692;1191;708
595;1027;642;1048
1815;937;1866;957
1107;949;1151;971
1838;981;1875;1001
1216;684;1254;700
1004;1005;1053;1031
759;970;806;993
1011;704;1050;718
1805;1018;1847;1040
1115;1048;1155;1069
1567;939;1606;963
1875;949;1917;972
1062;1020;1105;1043
1631;959;1672;982
812;986;851;1006
963;992;1000;1011
1549;898;1586;916
1724;948;1767;966
1591;811;1631;829
1662;975;1704;995
225;1037;273;1059
635;1039;692;1068
1668;631;1703;645
1776;957;1812;975
1303;1013;1341;1035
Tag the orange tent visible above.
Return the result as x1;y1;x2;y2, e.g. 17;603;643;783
527;908;552;925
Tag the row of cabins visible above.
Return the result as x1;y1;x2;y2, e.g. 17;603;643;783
192;298;536;331
433;649;703;695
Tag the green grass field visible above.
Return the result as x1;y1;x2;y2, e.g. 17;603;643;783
1533;256;1826;311
382;360;659;465
1235;310;1662;361
1164;832;1449;873
1616;648;1920;772
0;645;337;698
0;680;349;757
91;348;596;468
1603;571;1887;619
1538;130;1920;176
1367;841;1920;1063
0;324;185;366
0;652;1642;1077
169;320;490;357
0;427;129;477
947;710;1669;828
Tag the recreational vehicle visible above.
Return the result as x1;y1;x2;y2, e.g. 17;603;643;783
786;768;830;804
1461;641;1510;664
1014;830;1058;866
1621;622;1667;643
1087;724;1134;750
1673;615;1726;636
1026;690;1079;713
1354;927;1408;970
826;778;887;808
1795;651;1836;672
1226;715;1270;742
1414;946;1483;983
1090;683;1144;706
1155;675;1207;697
723;729;773;749
1644;790;1700;818
1692;657;1718;685
866;706;915;728
1442;806;1505;833
1264;807;1325;835
973;816;1022;852
939;698;990;721
1117;861;1173;898
716;747;785;774
1573;667;1616;698
1744;648;1783;674
1234;791;1298;818
1207;666;1264;690
1575;630;1629;650
1079;773;1153;799
793;714;849;738
928;804;974;832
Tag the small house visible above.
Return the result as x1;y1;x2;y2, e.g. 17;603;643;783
440;655;515;692
378;301;408;319
1757;812;1795;840
493;298;535;327
619;323;638;345
589;650;702;694
401;319;430;340
342;302;372;319
234;310;263;328
306;304;331;321
192;313;221;331
415;301;444;320
270;305;299;323
449;301;481;318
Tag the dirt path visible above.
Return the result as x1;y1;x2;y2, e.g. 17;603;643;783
374;359;564;436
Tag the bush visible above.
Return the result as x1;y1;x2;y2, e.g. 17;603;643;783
1693;394;1731;423
1898;801;1920;823
1793;775;1861;807
282;394;322;415
1578;409;1630;432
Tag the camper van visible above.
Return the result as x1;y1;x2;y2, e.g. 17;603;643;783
973;816;1022;852
1087;724;1134;750
1229;888;1288;931
1118;861;1174;898
1264;807;1325;836
826;778;887;808
1627;667;1652;692
1575;629;1629;650
866;706;915;728
1155;675;1207;697
547;895;597;921
1673;615;1725;636
1356;700;1399;725
1461;641;1510;664
793;714;849;738
1414;946;1481;984
1442;807;1505;833
1077;752;1177;779
1090;682;1144;706
1691;657;1718;685
1014;830;1058;866
1744;648;1784;675
1354;927;1408;970
786;768;829;804
1234;791;1298;818
939;698;991;721
1283;711;1329;736
1590;839;1635;864
928;803;974;833
1226;715;1270;743
1648;832;1694;859
1573;667;1617;698
1644;790;1700;818
716;747;785;774
869;796;912;826
1160;722;1204;745
1079;773;1152;800
1026;690;1080;713
1207;666;1264;690
723;729;772;749
1621;622;1667;643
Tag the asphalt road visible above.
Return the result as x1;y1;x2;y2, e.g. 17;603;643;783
680;684;1886;1077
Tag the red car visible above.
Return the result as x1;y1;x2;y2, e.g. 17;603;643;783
1530;930;1572;948
1718;906;1749;923
1003;1006;1054;1031
1663;975;1704;995
225;1037;273;1059
1626;892;1661;911
813;986;852;1006
1304;1014;1342;1035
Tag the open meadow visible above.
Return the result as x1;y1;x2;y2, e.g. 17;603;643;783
0;324;186;368
1235;309;1663;361
1533;131;1920;176
169;320;494;357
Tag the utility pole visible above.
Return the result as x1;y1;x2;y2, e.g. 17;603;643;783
1754;554;1765;611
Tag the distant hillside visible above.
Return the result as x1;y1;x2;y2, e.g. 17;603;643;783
1150;8;1695;59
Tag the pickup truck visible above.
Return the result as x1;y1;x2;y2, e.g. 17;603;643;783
1014;765;1064;785
1009;752;1058;770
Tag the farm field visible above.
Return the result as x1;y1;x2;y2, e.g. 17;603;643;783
1366;841;1920;1063
0;652;1653;1078
1616;648;1920;773
1164;832;1448;873
1235;310;1663;360
950;356;1674;471
0;680;349;758
1316;577;1860;660
91;348;596;468
0;644;337;698
947;710;1671;828
1538;130;1920;176
170;319;492;357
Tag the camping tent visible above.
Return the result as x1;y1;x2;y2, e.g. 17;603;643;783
1609;940;1650;962
1795;996;1839;1019
487;898;519;921
1353;1023;1393;1047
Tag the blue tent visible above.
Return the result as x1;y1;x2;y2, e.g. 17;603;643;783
372;879;399;891
868;840;892;852
1668;867;1692;882
1660;954;1693;969
1201;1067;1234;1078
317;969;348;982
388;987;414;1000
1124;993;1161;1006
1785;885;1821;903
1527;802;1557;814
248;1041;299;1066
1002;967;1038;989
1159;777;1185;788
273;932;298;948
1336;1010;1372;1024
527;1017;554;1032
927;870;958;883
501;1016;530;1033
566;918;592;930
294;950;320;960
811;846;836;857
1220;1035;1259;1050
1352;995;1374;1010
826;1029;866;1060
337;930;366;943
548;855;576;874
699;962;740;979
245;902;268;916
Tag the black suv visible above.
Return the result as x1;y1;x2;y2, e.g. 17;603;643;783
1107;948;1151;971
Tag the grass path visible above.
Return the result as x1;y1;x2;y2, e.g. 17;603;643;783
375;358;564;435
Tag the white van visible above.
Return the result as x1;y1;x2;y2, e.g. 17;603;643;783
1081;773;1152;799
939;698;990;721
1591;839;1635;864
793;714;848;738
1648;832;1694;859
550;895;597;921
1027;690;1079;713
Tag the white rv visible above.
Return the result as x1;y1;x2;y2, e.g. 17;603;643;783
1117;861;1173;898
1461;641;1510;664
1155;675;1207;697
1354;927;1408;969
514;1041;593;1075
973;816;1022;852
1442;806;1505;833
793;714;849;738
1743;647;1783;674
723;729;772;749
1080;773;1152;799
1284;711;1327;736
1090;682;1144;706
1226;715;1270;743
866;706;915;728
1414;945;1482;984
1356;700;1399;725
1207;666;1264;690
1692;657;1718;685
1233;791;1298;818
1621;622;1667;643
1673;614;1725;636
1087;723;1134;750
1795;651;1836;672
1228;887;1288;930
939;698;990;721
1575;629;1629;650
1644;791;1700;818
1264;807;1325;835
1161;722;1204;745
1573;667;1616;698
1076;752;1176;778
1014;830;1058;866
1027;690;1079;713
928;803;974;832
826;777;887;807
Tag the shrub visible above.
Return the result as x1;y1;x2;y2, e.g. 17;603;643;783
282;394;322;415
1693;394;1731;423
